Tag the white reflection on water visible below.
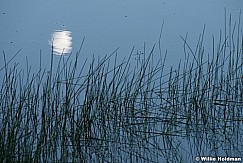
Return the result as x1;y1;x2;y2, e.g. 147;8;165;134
49;30;72;55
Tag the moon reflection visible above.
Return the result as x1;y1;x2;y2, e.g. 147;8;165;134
49;30;72;55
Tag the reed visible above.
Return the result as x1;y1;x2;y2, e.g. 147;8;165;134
0;13;243;162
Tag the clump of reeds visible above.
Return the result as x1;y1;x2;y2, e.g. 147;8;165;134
0;12;243;162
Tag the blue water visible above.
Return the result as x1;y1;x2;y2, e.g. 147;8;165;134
1;1;243;161
1;0;242;72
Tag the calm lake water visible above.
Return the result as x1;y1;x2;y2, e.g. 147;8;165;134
1;0;242;71
1;1;243;162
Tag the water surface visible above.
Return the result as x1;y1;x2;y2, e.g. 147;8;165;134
1;0;242;71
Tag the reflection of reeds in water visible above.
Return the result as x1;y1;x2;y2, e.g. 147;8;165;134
1;14;243;162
